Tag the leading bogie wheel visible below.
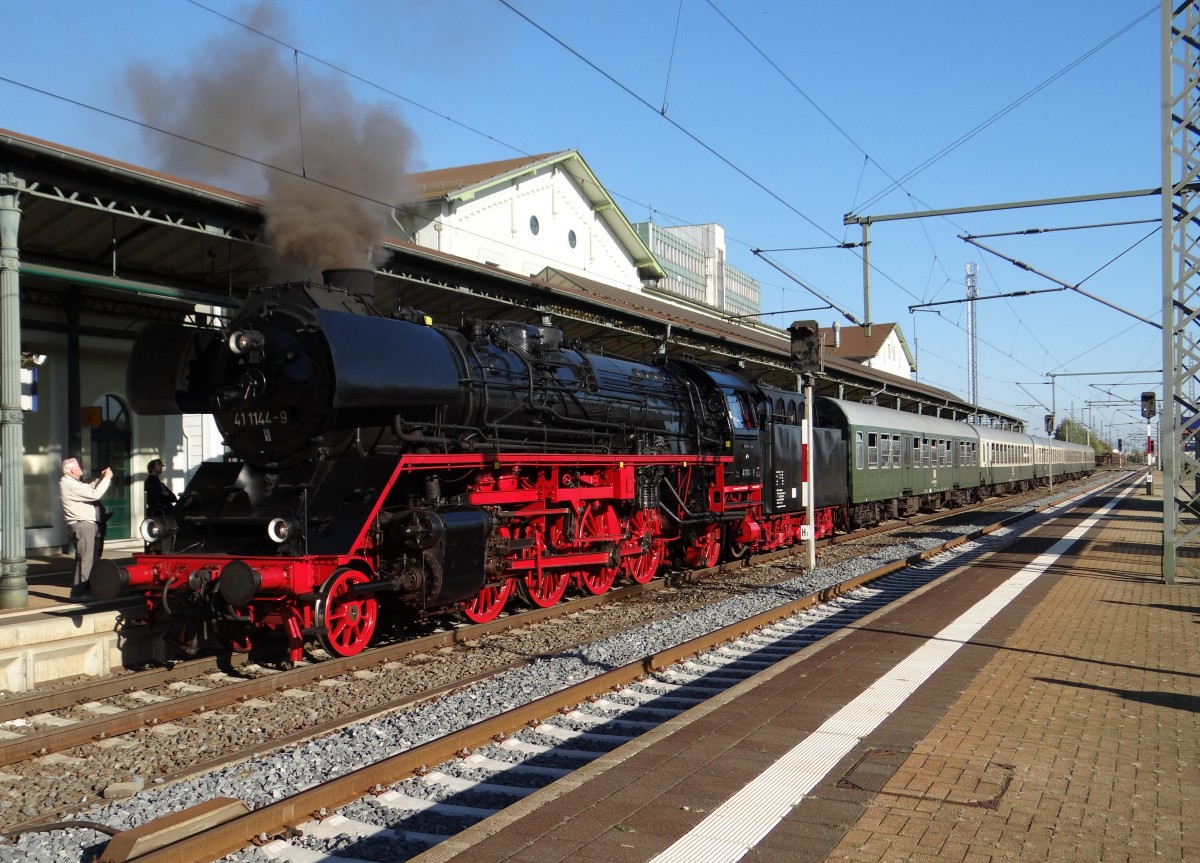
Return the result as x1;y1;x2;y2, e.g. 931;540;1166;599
315;567;378;657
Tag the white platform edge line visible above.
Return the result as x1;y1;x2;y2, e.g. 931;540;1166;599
647;481;1135;863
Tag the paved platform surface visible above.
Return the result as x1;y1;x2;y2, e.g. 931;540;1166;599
418;470;1196;863
0;540;140;616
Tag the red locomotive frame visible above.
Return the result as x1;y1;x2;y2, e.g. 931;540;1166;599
121;450;830;664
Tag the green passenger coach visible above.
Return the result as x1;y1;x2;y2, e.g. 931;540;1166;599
815;398;982;528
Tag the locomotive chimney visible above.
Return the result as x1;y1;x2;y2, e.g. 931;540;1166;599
322;268;375;300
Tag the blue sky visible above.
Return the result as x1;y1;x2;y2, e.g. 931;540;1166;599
2;1;1164;443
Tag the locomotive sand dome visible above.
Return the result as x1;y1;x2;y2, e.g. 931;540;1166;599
93;269;1095;664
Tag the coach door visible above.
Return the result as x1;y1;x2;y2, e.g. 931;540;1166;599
901;434;916;494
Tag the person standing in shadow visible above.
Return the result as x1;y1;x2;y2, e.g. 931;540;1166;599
144;458;177;518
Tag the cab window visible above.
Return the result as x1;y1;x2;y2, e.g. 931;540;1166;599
724;391;756;430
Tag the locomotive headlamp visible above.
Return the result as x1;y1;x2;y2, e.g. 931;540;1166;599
138;514;177;544
227;329;266;355
267;516;301;544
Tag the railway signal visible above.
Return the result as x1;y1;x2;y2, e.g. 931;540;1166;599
788;320;823;375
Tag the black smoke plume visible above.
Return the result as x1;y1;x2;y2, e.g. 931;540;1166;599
124;1;415;273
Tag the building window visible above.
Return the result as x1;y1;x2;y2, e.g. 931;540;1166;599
568;229;577;248
529;215;540;236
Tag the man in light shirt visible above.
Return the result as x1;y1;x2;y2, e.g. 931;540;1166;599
60;457;112;601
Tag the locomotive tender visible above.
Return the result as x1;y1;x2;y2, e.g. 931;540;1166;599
92;269;1094;663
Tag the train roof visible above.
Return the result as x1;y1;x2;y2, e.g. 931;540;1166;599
1027;434;1095;452
818;397;980;439
974;425;1036;446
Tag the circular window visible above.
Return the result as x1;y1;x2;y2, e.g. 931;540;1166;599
529;215;540;236
568;229;577;249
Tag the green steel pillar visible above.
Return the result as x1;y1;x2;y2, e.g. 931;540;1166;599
0;173;26;608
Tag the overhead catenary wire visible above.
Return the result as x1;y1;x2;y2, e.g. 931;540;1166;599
496;0;838;244
852;4;1158;214
660;0;685;114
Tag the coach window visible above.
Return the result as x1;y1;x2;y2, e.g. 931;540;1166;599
867;432;879;467
892;436;901;467
855;431;865;470
922;437;931;467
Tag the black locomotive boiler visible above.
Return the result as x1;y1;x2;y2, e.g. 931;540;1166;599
93;269;816;662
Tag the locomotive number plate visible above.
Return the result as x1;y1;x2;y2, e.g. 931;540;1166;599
232;409;290;427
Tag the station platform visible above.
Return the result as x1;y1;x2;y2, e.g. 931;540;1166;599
419;470;1196;863
0;540;149;692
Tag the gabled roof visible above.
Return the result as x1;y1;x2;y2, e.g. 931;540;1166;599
401;150;665;281
820;323;916;372
404;152;566;201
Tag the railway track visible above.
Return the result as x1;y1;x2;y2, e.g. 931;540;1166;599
0;474;1100;769
0;472;1123;858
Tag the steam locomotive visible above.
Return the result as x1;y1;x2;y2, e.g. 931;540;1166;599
92;269;1094;663
91;269;814;661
